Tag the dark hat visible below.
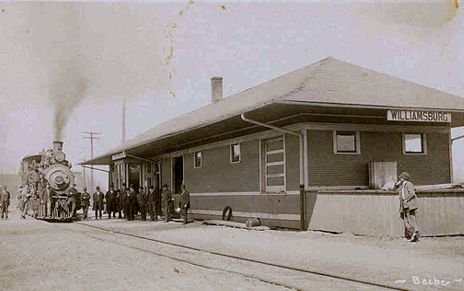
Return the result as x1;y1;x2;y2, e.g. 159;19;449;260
162;184;169;188
96;186;100;190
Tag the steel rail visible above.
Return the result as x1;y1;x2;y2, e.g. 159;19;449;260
76;222;407;291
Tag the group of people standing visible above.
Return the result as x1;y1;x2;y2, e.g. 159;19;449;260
18;182;80;219
82;183;191;224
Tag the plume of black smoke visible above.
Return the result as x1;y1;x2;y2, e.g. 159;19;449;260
6;2;173;141
50;63;88;141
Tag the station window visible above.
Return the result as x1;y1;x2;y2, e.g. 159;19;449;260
403;133;426;154
194;151;202;168
230;143;241;163
333;131;360;154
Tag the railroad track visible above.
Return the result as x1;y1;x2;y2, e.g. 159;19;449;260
67;222;409;291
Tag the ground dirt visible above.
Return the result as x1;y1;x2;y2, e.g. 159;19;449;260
1;207;463;290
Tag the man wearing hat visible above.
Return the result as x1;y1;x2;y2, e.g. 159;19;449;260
395;172;419;242
147;185;156;221
67;183;79;218
81;187;91;220
137;187;148;221
161;184;173;222
179;184;190;225
105;186;116;219
114;189;122;219
92;186;104;219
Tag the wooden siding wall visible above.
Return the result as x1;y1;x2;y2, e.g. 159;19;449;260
183;140;261;193
285;134;300;191
307;130;451;186
306;190;464;236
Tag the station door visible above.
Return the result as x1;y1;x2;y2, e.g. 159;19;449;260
264;136;286;192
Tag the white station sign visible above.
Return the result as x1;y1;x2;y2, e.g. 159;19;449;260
387;110;452;123
112;151;127;161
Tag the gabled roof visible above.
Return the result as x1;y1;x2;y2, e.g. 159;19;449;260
281;57;464;110
83;57;464;165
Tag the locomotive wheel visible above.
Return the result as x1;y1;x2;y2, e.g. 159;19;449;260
222;206;232;221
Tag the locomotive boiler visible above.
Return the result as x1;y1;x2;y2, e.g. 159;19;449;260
20;141;74;193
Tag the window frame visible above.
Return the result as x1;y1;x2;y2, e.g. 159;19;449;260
403;133;427;155
193;151;202;168
230;143;241;164
333;130;361;155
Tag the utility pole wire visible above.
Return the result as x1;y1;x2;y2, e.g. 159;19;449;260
122;98;126;145
82;132;102;192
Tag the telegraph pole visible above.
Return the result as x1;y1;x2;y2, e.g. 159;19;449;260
83;132;102;192
80;158;87;190
121;97;126;145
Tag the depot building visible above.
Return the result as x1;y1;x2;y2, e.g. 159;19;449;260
83;57;464;236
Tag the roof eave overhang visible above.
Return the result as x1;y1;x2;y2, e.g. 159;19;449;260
81;101;464;166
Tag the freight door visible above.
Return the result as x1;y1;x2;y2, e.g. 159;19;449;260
264;136;286;192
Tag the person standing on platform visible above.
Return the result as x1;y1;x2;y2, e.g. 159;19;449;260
30;193;41;218
179;184;191;225
48;186;57;218
41;183;50;218
36;182;45;217
128;186;137;221
81;188;91;220
92;186;104;219
0;185;11;220
155;186;161;220
20;186;32;219
137;187;148;221
105;186;115;219
147;185;158;221
161;184;173;223
113;189;122;219
121;183;128;219
395;172;420;242
67;184;79;218
46;185;55;218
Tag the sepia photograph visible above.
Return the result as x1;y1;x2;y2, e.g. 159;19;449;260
0;1;463;290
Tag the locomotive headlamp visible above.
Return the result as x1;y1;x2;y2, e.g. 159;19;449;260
54;152;66;162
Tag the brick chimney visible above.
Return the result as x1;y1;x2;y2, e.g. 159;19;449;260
211;76;223;103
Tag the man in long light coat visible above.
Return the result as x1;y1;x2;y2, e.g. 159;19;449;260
395;172;419;242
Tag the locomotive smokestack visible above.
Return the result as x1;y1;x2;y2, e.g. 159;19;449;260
211;76;223;103
53;141;63;151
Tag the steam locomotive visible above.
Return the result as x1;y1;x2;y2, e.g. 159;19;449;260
19;141;80;220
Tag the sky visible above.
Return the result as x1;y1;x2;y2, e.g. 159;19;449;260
0;1;463;188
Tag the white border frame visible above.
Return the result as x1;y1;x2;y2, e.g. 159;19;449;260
333;130;361;155
402;133;427;155
230;143;241;164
